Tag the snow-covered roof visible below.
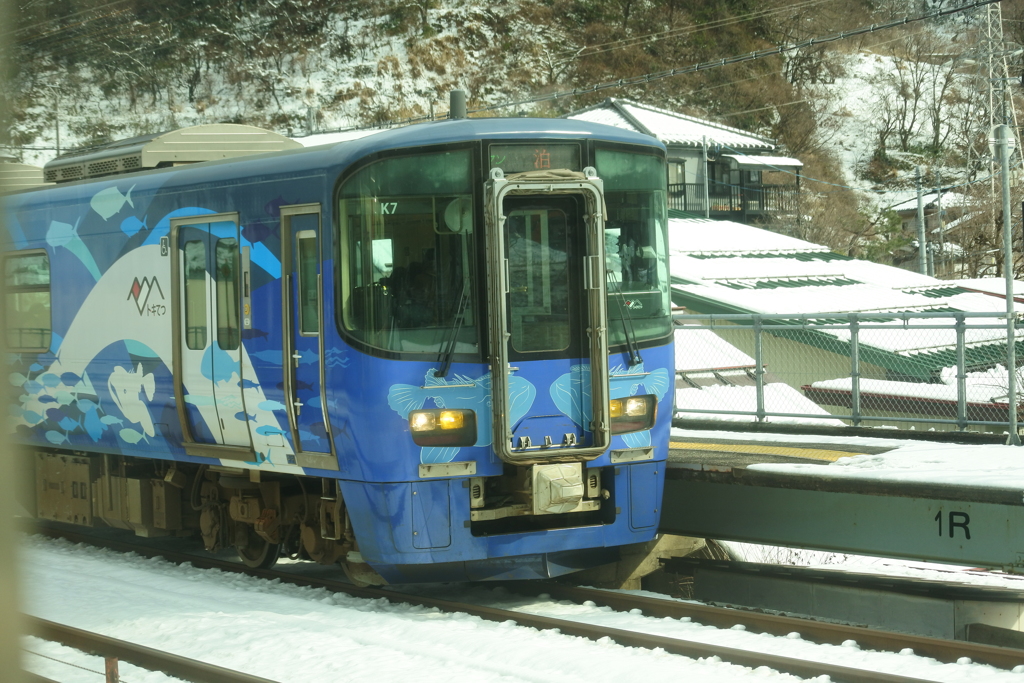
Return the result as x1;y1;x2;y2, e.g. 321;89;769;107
888;192;968;213
674;326;755;372
669;218;1008;316
566;99;775;151
675;383;843;426
722;154;802;169
954;278;1024;299
668;218;829;256
669;218;1020;377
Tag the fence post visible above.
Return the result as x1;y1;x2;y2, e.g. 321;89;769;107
105;657;119;683
956;314;967;431
850;313;861;427
754;315;765;423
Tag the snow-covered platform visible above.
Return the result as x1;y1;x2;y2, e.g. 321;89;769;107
662;432;1024;572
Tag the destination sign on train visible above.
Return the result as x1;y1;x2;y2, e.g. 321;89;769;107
488;144;581;173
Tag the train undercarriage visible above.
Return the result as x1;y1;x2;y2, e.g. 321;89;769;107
26;449;701;587
29;449;386;585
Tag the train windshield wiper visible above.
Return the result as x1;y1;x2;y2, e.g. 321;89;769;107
435;281;470;378
608;273;643;367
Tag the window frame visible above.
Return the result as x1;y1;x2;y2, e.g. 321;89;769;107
333;143;483;362
4;249;52;353
296;229;320;336
182;239;208;351
592;142;674;351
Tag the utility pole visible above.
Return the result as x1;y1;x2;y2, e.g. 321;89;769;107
54;89;60;157
965;2;1019;254
936;174;945;277
997;124;1021;445
916;166;927;275
702;135;710;219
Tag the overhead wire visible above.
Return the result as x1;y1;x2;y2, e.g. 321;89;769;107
469;0;1001;116
3;0;135;40
9;2;279;68
303;0;995;137
11;0;1000;190
557;0;834;62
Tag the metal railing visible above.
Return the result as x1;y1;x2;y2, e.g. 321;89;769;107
667;183;799;216
673;311;1023;432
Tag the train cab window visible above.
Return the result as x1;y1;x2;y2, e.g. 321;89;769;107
507;206;571;353
595;148;672;347
215;238;240;351
183;240;207;350
338;149;479;356
4;252;51;351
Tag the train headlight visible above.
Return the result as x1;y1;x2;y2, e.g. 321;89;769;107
438;410;464;430
410;412;436;432
609;395;656;434
408;409;477;446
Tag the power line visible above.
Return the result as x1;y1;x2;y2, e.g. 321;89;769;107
2;0;134;40
559;0;833;62
309;0;994;137
470;0;1000;116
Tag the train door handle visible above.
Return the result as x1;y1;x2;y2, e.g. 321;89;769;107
293;399;302;416
292;352;301;368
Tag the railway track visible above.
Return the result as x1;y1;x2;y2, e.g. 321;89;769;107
29;525;1024;683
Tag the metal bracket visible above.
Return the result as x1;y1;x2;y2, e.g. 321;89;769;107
419;461;477;478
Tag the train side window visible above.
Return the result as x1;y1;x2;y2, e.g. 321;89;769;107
4;251;51;351
215;238;240;351
296;231;319;335
183;240;207;350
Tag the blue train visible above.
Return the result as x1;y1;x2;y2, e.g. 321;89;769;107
3;114;674;584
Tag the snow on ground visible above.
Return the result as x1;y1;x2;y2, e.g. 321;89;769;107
752;441;1024;490
20;535;1024;682
20;536;797;683
671;427;918;448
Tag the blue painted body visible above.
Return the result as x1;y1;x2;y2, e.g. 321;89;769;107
4;118;674;582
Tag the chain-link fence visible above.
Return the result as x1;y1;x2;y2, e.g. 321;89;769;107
673;311;1024;432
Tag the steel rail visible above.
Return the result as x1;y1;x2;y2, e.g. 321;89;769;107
508;582;1024;671
32;525;970;683
27;617;279;683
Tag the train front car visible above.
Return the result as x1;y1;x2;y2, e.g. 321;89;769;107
332;120;675;583
2;118;673;585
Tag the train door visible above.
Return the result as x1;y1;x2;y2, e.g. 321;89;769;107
171;215;252;456
486;169;610;463
505;195;585;444
280;204;335;470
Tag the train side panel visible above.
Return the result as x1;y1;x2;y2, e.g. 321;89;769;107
5;166;329;472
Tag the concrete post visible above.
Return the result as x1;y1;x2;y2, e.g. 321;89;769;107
997;124;1020;445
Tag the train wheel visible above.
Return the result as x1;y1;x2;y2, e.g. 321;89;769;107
236;529;280;569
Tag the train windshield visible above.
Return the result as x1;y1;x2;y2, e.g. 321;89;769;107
595;148;672;347
338;149;479;356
